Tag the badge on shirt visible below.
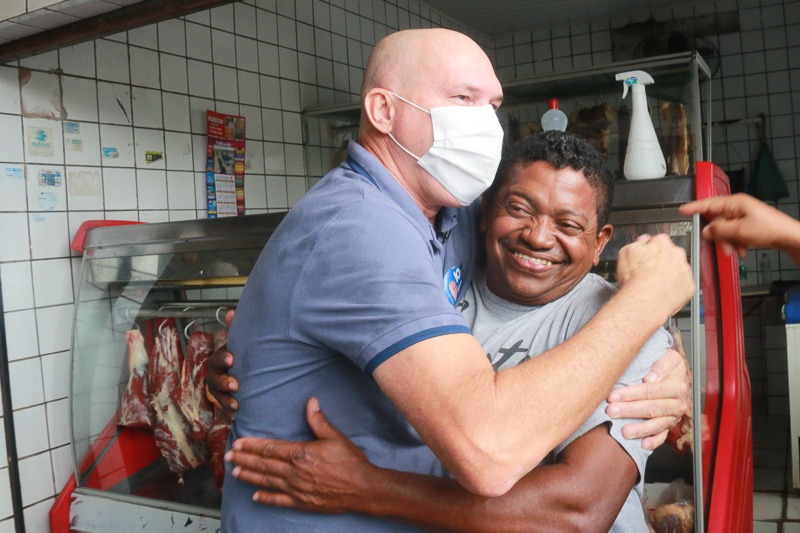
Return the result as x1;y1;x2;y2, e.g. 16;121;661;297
443;266;462;306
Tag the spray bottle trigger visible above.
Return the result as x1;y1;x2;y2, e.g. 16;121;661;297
622;83;629;99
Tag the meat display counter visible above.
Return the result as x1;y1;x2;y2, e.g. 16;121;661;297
595;164;752;533
50;213;285;532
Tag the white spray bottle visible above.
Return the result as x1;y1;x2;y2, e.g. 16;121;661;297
615;70;667;180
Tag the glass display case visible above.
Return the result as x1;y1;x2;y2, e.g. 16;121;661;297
596;166;752;533
57;213;284;532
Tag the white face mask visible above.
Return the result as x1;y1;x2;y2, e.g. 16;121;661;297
387;92;505;206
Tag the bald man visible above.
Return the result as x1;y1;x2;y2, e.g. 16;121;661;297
221;29;693;532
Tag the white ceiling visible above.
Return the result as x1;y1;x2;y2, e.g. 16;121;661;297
426;0;713;36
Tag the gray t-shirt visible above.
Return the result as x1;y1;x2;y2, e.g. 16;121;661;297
460;272;672;533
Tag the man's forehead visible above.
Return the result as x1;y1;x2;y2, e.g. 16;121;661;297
500;163;598;212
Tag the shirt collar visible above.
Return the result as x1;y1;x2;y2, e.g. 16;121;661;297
346;141;457;248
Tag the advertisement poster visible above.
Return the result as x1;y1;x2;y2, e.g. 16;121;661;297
206;110;245;218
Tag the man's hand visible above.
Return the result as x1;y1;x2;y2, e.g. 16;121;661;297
606;348;689;450
227;398;374;514
680;193;800;259
615;234;695;320
205;309;239;418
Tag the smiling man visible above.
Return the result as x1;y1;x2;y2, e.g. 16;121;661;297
227;132;671;532
220;28;693;532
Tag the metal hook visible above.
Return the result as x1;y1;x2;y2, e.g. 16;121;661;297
122;308;140;331
215;306;229;327
183;307;196;339
158;319;167;336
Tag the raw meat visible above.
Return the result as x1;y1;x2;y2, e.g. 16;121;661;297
118;330;154;429
566;103;616;158
651;501;694;533
207;410;231;490
660;102;690;176
173;332;215;442
151;326;208;480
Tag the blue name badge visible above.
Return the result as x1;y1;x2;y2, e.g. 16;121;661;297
443;266;463;306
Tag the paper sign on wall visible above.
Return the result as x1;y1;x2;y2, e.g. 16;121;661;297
206;110;245;218
27;126;54;157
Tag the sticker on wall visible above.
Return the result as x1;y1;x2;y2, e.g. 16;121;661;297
38;169;62;187
66;138;83;152
37;191;57;211
145;151;163;163
27;126;54;158
68;170;102;196
64;121;80;135
4;167;23;179
102;147;119;159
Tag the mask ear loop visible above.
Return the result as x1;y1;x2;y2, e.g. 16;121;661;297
386;91;429;161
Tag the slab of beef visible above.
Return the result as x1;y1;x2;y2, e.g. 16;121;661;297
151;326;208;480
173;331;215;442
207;410;231;489
207;329;231;489
118;330;154;429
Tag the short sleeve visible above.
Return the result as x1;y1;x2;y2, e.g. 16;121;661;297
554;327;673;492
290;199;470;375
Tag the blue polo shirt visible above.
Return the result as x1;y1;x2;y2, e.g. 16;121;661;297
222;141;480;531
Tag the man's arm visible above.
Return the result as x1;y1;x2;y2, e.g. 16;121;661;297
211;234;692;497
680;193;800;264
229;399;637;533
371;234;692;496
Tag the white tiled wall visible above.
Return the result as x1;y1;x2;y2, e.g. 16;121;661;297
2;0;798;527
495;0;800;286
0;0;485;528
495;0;800;415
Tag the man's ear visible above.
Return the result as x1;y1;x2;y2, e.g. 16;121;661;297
363;88;394;134
593;224;613;265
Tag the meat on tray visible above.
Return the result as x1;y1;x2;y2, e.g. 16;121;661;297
118;330;154;429
151;326;208;480
174;331;215;442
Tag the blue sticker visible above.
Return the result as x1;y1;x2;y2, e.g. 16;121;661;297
102;147;119;159
443;266;462;306
64;121;80;134
5;167;23;179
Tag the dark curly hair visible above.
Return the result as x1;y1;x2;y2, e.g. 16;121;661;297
487;131;615;229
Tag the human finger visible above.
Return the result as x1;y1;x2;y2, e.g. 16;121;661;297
607;395;686;420
232;436;308;462
306;398;348;441
641;430;669;450
226;309;236;328
607;379;687;406
620;416;678;443
230;459;292;491
253;491;298;508
680;196;744;220
641;349;683;384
